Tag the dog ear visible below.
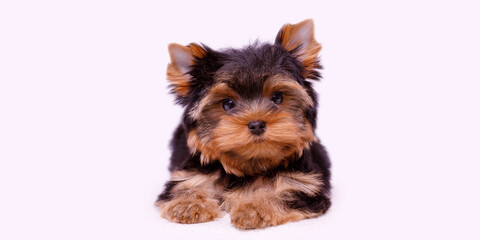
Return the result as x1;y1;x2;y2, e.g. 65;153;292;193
275;19;322;79
167;43;206;97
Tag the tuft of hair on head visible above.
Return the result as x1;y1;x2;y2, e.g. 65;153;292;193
166;43;206;99
275;19;322;80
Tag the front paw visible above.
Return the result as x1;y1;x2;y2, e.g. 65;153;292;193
230;202;276;229
158;197;220;224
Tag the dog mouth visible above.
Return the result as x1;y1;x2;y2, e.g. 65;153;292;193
251;136;266;143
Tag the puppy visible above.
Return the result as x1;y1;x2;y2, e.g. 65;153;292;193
156;19;331;229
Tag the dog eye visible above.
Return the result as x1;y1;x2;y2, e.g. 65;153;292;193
271;92;283;104
222;98;236;111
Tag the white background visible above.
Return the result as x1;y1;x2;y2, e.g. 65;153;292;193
1;0;479;239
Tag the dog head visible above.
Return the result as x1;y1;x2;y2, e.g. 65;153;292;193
166;19;322;176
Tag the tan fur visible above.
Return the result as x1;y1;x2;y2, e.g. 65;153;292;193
188;111;314;176
211;112;314;176
186;129;200;155
277;19;322;79
221;172;323;229
275;172;323;196
188;82;238;120
262;75;314;108
185;75;315;176
167;43;206;97
160;19;328;229
157;171;324;228
156;171;223;224
166;65;190;96
188;43;207;59
157;191;221;224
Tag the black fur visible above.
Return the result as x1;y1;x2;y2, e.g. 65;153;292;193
285;191;331;214
158;39;331;215
157;181;179;202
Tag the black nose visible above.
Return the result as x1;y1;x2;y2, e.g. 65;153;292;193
248;121;266;135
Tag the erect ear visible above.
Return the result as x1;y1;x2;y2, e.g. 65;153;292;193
167;43;206;97
275;19;322;79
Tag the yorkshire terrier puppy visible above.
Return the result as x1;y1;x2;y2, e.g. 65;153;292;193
156;19;331;229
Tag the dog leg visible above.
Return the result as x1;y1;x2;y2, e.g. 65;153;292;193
223;172;330;229
156;170;222;224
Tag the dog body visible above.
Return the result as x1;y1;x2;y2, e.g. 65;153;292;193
156;19;331;229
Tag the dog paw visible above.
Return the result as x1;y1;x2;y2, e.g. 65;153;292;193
230;202;276;229
159;198;220;224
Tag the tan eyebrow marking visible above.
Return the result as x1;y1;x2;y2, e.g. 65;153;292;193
263;75;313;107
188;82;238;120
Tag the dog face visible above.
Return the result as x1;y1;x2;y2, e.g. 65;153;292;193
166;19;322;176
